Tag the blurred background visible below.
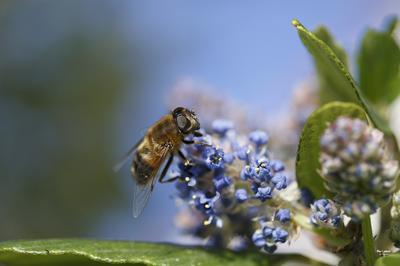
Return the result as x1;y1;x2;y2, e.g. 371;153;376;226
1;0;399;247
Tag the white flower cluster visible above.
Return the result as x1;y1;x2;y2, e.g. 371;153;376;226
320;117;398;220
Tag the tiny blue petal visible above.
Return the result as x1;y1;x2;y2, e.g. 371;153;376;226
275;209;291;223
255;186;272;202
331;216;341;227
236;146;252;161
249;130;269;146
272;228;288;243
252;231;266;247
223;153;234;164
271;174;287;190
270;160;285;172
315;199;329;210
240;165;253;181
212;119;233;136
213;176;232;191
235;189;248;203
262;226;273;238
317;212;328;221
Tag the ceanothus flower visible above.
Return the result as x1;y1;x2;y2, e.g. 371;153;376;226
319;117;399;220
249;130;269;147
275;208;291;224
235;188;248;203
173;120;292;252
310;199;342;228
212;119;234;136
252;220;290;253
203;146;225;169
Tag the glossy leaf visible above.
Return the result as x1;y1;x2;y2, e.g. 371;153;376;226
292;20;357;105
292;19;391;133
313;26;350;104
296;102;368;199
314;26;348;68
313;26;349;69
0;239;328;266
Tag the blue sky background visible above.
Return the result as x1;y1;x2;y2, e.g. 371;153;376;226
96;1;400;242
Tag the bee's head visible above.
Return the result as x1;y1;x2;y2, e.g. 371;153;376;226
172;107;200;135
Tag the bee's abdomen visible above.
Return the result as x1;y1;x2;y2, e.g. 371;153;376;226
131;147;154;185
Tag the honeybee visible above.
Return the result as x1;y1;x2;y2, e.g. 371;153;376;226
114;107;202;217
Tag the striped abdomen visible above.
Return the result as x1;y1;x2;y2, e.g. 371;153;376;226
131;142;156;185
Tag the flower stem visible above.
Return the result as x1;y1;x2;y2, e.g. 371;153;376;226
362;215;376;266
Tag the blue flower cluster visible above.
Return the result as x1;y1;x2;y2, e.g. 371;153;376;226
173;120;291;251
251;208;291;253
310;199;342;228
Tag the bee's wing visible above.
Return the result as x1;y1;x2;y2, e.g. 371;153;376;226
131;145;172;218
132;176;158;218
113;137;144;172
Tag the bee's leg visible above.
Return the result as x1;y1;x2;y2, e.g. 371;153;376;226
182;138;195;144
182;139;211;147
182;131;203;144
159;154;175;183
159;176;179;183
193;131;203;137
178;150;194;168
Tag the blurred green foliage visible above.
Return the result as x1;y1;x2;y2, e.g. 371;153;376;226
358;17;400;105
293;19;390;133
0;2;131;240
310;17;400;124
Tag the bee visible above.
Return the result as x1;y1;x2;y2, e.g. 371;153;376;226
114;107;202;217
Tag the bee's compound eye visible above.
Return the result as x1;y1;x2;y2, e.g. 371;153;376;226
177;115;188;129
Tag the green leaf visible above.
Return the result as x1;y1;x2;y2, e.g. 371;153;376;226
292;19;392;134
388;76;400;104
375;253;400;266
296;102;368;199
384;16;398;35
312;26;351;104
313;26;349;68
0;239;328;266
292;20;357;104
358;26;400;104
